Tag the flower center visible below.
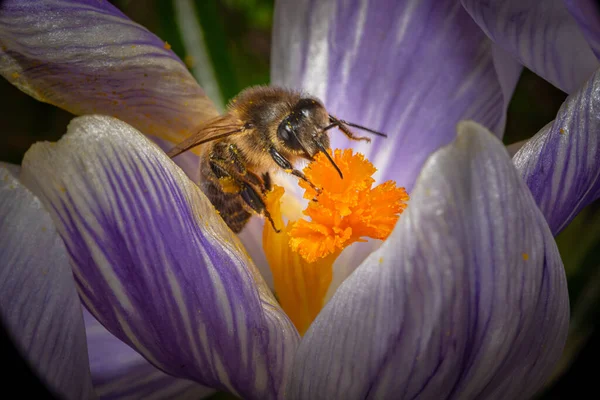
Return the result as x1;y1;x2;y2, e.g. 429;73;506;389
262;149;408;335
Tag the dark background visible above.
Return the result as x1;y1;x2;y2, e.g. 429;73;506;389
1;1;597;398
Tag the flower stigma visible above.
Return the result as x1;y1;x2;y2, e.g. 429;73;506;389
262;148;409;334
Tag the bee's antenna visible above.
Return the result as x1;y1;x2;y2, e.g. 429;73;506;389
290;126;343;179
329;115;387;138
320;123;337;132
314;139;343;179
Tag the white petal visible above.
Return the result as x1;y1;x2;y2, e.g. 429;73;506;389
20;115;299;400
288;122;569;400
0;167;94;400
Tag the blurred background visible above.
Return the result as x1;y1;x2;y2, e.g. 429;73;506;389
1;1;598;398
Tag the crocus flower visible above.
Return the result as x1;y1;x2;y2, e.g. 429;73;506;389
1;0;599;399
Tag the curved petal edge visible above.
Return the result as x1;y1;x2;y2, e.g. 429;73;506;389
288;121;569;400
84;308;214;400
564;0;600;60
20;115;299;400
272;0;521;193
461;0;599;93
0;0;218;146
513;68;600;235
0;167;94;400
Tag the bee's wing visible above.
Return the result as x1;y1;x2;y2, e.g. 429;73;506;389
166;115;247;158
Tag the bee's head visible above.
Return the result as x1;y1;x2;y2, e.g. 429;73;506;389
275;95;386;179
276;98;331;160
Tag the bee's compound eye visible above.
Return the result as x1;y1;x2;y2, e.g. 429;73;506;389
277;116;304;151
277;119;293;142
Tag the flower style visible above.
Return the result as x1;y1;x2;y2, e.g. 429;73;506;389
1;0;599;399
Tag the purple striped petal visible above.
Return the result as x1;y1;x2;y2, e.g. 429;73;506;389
0;167;94;400
20;115;299;400
272;0;522;191
513;68;600;235
565;0;600;59
461;0;599;93
83;309;214;400
0;0;218;147
287;122;569;399
151;136;202;184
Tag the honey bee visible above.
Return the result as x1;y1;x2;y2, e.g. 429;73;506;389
167;86;386;233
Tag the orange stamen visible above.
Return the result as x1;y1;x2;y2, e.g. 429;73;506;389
261;149;408;334
289;149;409;263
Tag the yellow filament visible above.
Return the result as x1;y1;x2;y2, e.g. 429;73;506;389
263;186;338;335
262;149;408;334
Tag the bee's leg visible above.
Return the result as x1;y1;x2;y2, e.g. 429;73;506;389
209;156;280;232
329;115;371;142
211;144;262;191
234;164;272;194
227;143;247;174
227;144;271;193
241;169;265;190
262;172;272;192
239;182;280;233
268;147;320;193
209;159;242;191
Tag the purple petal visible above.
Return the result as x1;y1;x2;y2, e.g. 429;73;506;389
20;115;300;400
564;0;600;59
0;167;94;400
83;309;214;400
272;0;522;190
238;217;274;289
461;0;599;93
0;161;20;177
513;68;600;235
151;136;202;184
288;122;569;399
0;0;218;146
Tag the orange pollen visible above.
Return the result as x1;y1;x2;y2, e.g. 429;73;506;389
261;149;408;335
289;148;409;263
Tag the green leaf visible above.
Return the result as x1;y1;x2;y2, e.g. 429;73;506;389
164;0;274;109
168;0;227;111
